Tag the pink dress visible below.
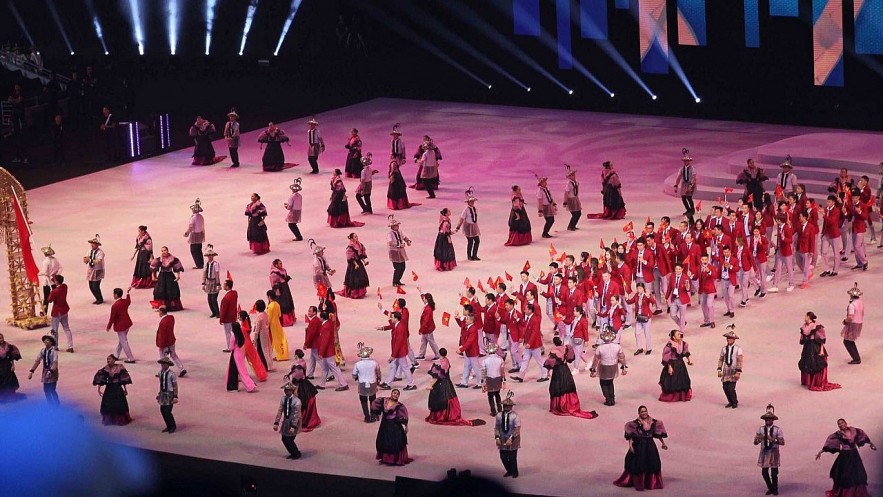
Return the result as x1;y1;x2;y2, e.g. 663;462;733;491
226;336;257;392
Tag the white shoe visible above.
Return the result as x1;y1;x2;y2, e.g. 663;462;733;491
786;286;795;292
765;275;773;282
767;287;779;293
584;366;592;372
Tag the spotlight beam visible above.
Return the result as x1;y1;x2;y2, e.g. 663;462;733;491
43;0;74;54
167;0;178;55
7;2;35;47
126;0;145;55
239;0;260;56
205;0;217;55
668;51;700;102
273;0;303;56
85;0;109;54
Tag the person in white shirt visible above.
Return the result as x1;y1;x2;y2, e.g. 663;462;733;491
481;341;506;416
352;343;381;423
39;245;62;316
184;199;205;269
284;179;304;241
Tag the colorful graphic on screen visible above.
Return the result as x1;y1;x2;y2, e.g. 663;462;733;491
855;0;883;54
677;0;707;46
770;0;799;17
745;0;760;47
813;0;844;86
639;0;669;73
580;0;608;40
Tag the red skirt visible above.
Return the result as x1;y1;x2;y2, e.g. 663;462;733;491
377;447;413;466
300;396;321;432
587;207;627;220
801;369;842;391
281;311;296;327
434;259;457;271
614;471;664;491
827;486;871;497
327;214;365;228
192;156;226;166
425;398;474;426
658;389;692;402
549;392;598;419
337;286;367;299
250;240;270;255
131;277;156;289
505;231;532;246
150;299;184;312
388;198;420;210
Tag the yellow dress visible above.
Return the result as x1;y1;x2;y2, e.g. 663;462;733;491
267;301;290;361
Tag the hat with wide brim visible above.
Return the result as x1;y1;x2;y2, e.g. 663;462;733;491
203;244;218;257
722;331;739;340
847;281;863;298
281;382;297;390
41;335;56;345
290;178;303;193
157;357;174;365
308;118;318;125
227;111;239;119
501;392;516;407
357;346;374;358
87;234;101;245
40;246;55;256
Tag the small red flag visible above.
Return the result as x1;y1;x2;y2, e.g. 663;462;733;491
487;277;494;287
556;252;567;262
549;243;557;257
696;200;703;211
867;196;876;208
599;238;606;249
441;312;451;327
226;270;233;282
396;286;407;294
411;271;419;282
376;287;382;300
505;271;513;281
774;185;784;199
459;296;470;306
522;260;531;272
622;221;633;233
747;193;754;204
495;276;504;286
539;270;546;278
464;277;471;288
724;187;734;194
477;281;486;293
317;283;328;298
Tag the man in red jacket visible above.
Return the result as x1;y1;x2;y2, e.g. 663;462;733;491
454;313;481;388
106;287;135;362
596;271;622;332
794;210;817;288
769;216;795;292
557;277;584;341
48;274;74;353
218;279;237;352
317;311;349;391
377;311;416;390
694;254;719;328
302;306;321;379
511;304;548;382
750;226;769;298
482;292;500;351
847;189;869;271
415;288;440;361
512;271;538;314
498;299;523;372
718;246;738;318
666;263;691;333
156;306;186;376
819;195;842;277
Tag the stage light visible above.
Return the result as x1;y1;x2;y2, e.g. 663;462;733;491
44;0;74;56
273;0;303;56
668;52;701;104
126;0;145;56
205;0;217;55
526;87;531;92
7;3;35;47
610;92;615;98
70;51;75;56
695;97;701;103
568;89;574;95
488;84;493;89
86;1;109;56
105;51;109;55
239;0;260;56
167;0;179;55
652;95;658;100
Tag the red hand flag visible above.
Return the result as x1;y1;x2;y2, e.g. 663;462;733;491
464;277;471;288
556;252;567;262
724;187;734;194
774;185;784;199
549;243;557;257
226;270;234;282
477;281;486;293
495;276;504;286
396;286;407;295
522;260;531;272
411;271;419;281
747;193;754;204
696;200;703;211
317;283;328;298
441;312;451;327
505;271;513;281
459;296;469;306
599;238;606;249
622;221;633;233
376;287;382;300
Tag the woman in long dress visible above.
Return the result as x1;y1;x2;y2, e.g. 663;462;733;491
799;311;841;391
245;193;270;255
415;136;441;198
270;259;296;326
150;247;184;311
319;293;346;367
344;128;363;178
426;348;484;426
387;160;415;210
258;122;290;172
131;225;155;288
266;291;290;361
338;233;370;299
505;186;532;246
327;170;365;228
226;323;258;393
92;354;132;425
286;349;321;432
238;311;268;382
433;208;457;271
588;161;627;220
544;337;598;419
252;300;274;371
189;116;220;165
0;333;22;400
372;389;413;466
816;418;877;497
614;405;668;491
658;330;693;402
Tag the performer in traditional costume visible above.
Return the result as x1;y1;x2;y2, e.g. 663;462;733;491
737;158;769;211
339;233;370;299
189;116;221;165
426;348;485;426
353;343;382;422
226;323;258;393
563;164;582;231
284;179;304;241
252;300;274;371
387;216;411;287
816;418;877;497
38;245;62;316
202;245;221;318
28;335;59;404
798;312;841;391
273;382;303;459
387;159;414;210
310;239;335;290
433;208;457;271
130;225;154;288
588;161;627;220
327;170;364;228
415;135;441;198
224;109;240;167
92;354;132;425
344;128;363;178
590;326;628;406
481;340;506;415
84;234;105;304
150;247;184;311
545;337;598;419
306;117;324;174
270;259;297;326
0;333;22;399
245;193;270;254
658;330;693;402
505;185;532;246
238;311;268;383
841;282;864;365
372;389;413;466
184;199;205;269
495;392;520;478
455;187;481;261
673;148;697;221
536;176;556;238
390;124;406;166
156;357;178;433
356;153;378;214
266;290;290;361
613;405;668;491
258;122;290;172
754;404;784;495
717;327;743;408
285;349;321;432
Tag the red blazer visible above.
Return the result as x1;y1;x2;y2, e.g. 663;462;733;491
460;323;480;357
627;293;656;318
657;227;681;245
482;302;500;334
848;204;869;233
418;304;435;334
821;206;841;239
467;298;483;330
696;264;719;294
387;320;409;358
155;315;176;348
628;249;655;282
678;242;702;273
521;313;542;349
572;315;589;341
303;316;321;349
48;284;69;317
611;263;633;294
718;256;738;284
705;215;726;231
499;309;523;342
795;222;818;254
107;294;133;331
725;223;745;242
317;319;337;358
219;290;238;324
596;280;622;316
541;283;566;312
578;276;596;298
775;225;795;256
735;245;754;271
651;243;673;276
609;306;626;331
710;234;733;259
560;287;584;324
750;235;769;265
513;281;538;303
665;272;691;305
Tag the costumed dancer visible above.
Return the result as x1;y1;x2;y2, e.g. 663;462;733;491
189;116;220;165
92;354;132;426
338;233;370;299
737;158;769;211
226;323;258;393
433;208;457;271
266;290;290;361
150;247;184;311
245;193;270;255
717;326;743;408
310;239;335;291
673;148;697;223
613;405;668;491
130;225;154;288
353;342;382;422
284;178;304;241
238;311;268;382
415;135;441;198
184;199;205;269
481;340;506;416
28;335;59;404
495;392;520;478
202;245;221;318
544;337;598;419
224;109;240;167
285;349;321;432
841;282;864;365
327;169;365;228
156;357;178;433
258;122;290;172
536;175;556;238
47;275;74;353
273;382;303;459
0;333;22;399
253;300;274;371
455;187;481;261
390;123;406;167
426;348;485;426
816;418;877;497
505;185;532;246
563;164;582;230
106;287;135;363
270;259;297;326
387;215;411;287
306;117;324;174
754;404;784;496
371;388;413;466
587;161;627;220
84;234;105;304
658;330;693;402
387;159;415;210
38;245;61;316
355;153;378;214
590;326;628;406
798;312;841;391
344;128;362;178
156;306;186;377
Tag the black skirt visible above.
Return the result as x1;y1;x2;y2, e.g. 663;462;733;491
798;341;828;374
624;437;662;474
509;207;532;234
153;272;181;301
194;135;216;160
100;383;130;417
428;377;457;411
0;360;19;394
327;190;350;217
376;417;408;455
274;282;296;315
548;361;577;397
133;250;153;278
262;141;285;167
433;233;456;263
247;217;268;243
388;170;408;201
294;378;319;403
603;186;626;211
830;450;868;488
658;360;691;393
343;258;369;290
